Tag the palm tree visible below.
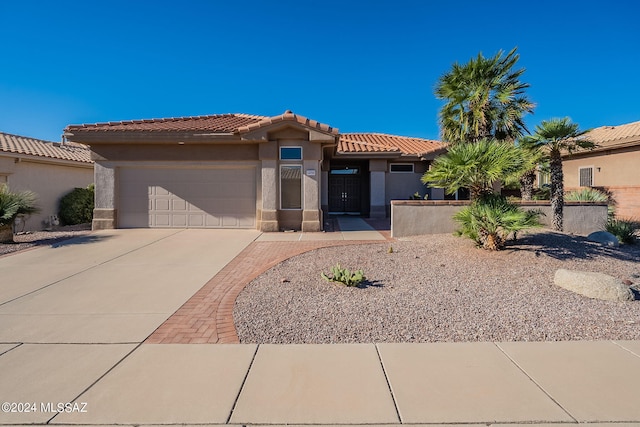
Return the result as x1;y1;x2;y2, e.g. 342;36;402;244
435;47;535;144
516;136;545;200
453;194;542;250
421;139;525;200
526;118;595;231
0;184;39;243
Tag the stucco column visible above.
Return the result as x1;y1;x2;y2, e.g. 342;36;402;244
260;159;279;232
369;159;387;218
93;162;117;230
302;160;321;232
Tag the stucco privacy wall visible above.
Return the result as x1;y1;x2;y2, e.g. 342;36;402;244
391;200;608;238
0;157;93;231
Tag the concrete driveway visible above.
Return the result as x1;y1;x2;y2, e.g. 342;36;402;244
0;228;260;343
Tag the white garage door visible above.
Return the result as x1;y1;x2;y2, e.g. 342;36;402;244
119;167;256;228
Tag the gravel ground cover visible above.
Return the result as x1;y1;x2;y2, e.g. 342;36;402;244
235;231;640;343
0;224;92;256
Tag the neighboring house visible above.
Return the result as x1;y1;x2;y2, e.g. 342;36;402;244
562;120;640;219
0;132;93;231
63;111;445;231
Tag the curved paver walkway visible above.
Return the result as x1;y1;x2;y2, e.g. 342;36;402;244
145;239;388;344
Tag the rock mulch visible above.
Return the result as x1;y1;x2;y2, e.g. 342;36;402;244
0;224;92;257
234;231;640;344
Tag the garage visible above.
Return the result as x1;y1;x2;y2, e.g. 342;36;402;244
118;166;256;228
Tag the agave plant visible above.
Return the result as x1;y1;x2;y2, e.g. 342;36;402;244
453;194;542;250
564;188;609;202
0;184;40;243
606;218;639;245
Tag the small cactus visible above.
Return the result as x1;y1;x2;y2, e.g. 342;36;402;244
388;246;393;253
321;263;366;287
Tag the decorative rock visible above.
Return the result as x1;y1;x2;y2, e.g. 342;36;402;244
587;231;619;247
554;269;635;302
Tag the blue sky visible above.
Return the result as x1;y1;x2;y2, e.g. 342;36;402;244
1;0;638;143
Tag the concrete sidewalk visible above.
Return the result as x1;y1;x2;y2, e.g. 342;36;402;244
1;341;639;425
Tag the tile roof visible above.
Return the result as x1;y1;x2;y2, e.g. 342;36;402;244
65;113;267;133
237;110;338;135
0;132;92;163
338;133;445;156
584;120;640;148
64;111;338;135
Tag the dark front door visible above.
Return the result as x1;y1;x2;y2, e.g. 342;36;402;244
329;174;361;213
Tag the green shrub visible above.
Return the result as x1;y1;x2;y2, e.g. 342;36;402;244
0;184;39;228
321;264;366;287
532;184;551;200
565;188;609;202
410;192;429;200
58;185;95;225
453;194;543;250
606;218;639;245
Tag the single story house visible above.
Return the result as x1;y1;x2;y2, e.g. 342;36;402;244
562;120;640;219
0;132;93;231
63;111;445;231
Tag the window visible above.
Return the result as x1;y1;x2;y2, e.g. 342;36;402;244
330;167;359;175
280;147;302;160
390;163;414;173
537;170;550;187
280;165;302;209
579;167;594;187
0;175;7;184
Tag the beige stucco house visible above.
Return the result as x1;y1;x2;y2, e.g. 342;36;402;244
63;111;445;231
562;120;640;219
0;132;93;231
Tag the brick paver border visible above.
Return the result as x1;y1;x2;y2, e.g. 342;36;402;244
145;239;388;344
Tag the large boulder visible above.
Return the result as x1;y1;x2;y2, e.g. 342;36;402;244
587;231;619;247
554;269;634;302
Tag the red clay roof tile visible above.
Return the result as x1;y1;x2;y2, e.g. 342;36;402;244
338;133;445;156
0;132;92;163
585;120;640;147
65;113;267;133
64;111;445;157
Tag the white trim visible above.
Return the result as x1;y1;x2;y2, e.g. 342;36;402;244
389;163;414;173
279;146;303;161
279;164;303;210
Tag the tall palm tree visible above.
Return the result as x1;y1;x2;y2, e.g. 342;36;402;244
435;47;535;144
421;139;525;200
526;118;595;231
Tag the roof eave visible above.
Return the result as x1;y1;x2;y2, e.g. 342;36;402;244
0;151;93;167
63;130;246;144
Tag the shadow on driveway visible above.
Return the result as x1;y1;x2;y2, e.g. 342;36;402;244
506;231;640;262
49;234;114;248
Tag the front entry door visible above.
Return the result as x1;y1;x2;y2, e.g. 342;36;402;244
329;175;361;213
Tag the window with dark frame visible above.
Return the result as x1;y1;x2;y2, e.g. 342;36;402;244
390;163;414;173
